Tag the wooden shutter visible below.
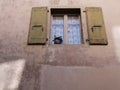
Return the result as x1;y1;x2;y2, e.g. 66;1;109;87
28;7;47;45
85;7;108;45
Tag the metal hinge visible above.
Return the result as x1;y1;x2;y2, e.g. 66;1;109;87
86;39;89;42
83;11;86;13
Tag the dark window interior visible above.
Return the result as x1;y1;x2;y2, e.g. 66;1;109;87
51;8;81;15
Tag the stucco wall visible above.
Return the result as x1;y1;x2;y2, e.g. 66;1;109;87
0;0;120;90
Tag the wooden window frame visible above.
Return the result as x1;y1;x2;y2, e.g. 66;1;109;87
50;8;83;45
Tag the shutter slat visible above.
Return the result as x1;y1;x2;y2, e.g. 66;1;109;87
28;7;47;45
85;7;108;45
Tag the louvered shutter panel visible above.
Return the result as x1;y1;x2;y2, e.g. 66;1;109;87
28;7;47;45
85;7;108;45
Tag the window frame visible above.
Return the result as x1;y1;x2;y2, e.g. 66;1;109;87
50;8;84;45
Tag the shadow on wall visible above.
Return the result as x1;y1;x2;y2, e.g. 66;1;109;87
17;57;42;90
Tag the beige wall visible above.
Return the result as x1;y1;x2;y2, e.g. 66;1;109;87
0;0;120;66
0;0;120;90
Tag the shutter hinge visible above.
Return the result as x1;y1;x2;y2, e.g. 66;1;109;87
86;39;89;42
83;11;86;13
46;38;48;41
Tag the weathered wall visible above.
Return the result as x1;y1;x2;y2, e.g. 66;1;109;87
0;0;120;90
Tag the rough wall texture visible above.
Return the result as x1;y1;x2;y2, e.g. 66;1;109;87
0;0;120;90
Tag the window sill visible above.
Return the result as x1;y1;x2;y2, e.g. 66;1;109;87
47;43;88;48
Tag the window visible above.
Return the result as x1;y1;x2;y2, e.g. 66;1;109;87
28;7;108;45
50;8;83;44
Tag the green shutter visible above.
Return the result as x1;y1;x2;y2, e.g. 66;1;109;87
28;7;47;45
85;7;108;45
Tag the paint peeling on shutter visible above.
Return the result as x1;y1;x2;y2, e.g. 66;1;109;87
28;7;47;45
85;7;108;45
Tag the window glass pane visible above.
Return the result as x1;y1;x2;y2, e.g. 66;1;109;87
51;16;64;44
67;15;82;44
